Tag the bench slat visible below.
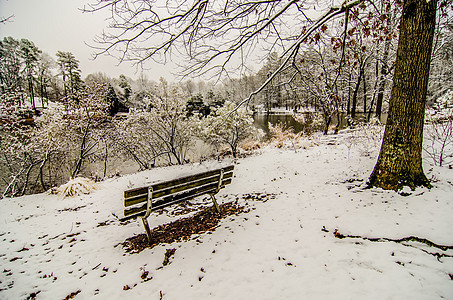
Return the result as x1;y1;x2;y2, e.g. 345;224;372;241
153;178;231;209
123;178;232;218
154;171;233;199
124;170;233;207
124;165;234;199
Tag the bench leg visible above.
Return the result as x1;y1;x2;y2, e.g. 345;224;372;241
210;194;221;213
141;217;152;243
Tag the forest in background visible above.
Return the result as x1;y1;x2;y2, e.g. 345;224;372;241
1;1;452;197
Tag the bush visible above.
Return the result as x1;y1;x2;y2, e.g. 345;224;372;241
195;101;262;158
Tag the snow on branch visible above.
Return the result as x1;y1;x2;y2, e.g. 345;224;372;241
231;0;365;114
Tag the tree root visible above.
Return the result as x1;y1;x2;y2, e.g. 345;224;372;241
325;227;453;260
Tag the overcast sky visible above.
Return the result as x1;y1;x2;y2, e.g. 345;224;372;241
0;0;174;81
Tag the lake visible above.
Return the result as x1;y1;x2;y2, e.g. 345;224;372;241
253;112;388;137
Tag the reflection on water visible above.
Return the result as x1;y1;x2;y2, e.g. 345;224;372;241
253;112;387;137
253;114;305;137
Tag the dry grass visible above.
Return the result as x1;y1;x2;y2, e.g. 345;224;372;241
55;177;97;198
240;140;262;152
269;123;303;151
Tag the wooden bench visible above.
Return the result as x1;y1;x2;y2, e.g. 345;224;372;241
122;165;234;241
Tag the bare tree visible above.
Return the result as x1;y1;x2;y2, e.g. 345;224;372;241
86;0;364;78
429;5;453;103
89;0;448;191
372;2;400;120
0;89;33;197
112;78;194;167
36;53;56;108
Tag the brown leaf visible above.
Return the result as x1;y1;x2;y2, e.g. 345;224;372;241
64;290;81;299
141;270;149;279
314;33;321;42
121;201;248;254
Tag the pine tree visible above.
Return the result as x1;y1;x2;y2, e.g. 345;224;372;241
56;51;82;101
0;37;22;94
105;84;119;116
118;74;131;101
20;39;41;110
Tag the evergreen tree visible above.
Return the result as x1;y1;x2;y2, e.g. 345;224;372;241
105;84;119;116
56;51;82;101
0;37;22;93
118;74;131;101
19;39;41;110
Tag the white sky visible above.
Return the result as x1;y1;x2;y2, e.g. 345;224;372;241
0;0;329;83
0;0;174;81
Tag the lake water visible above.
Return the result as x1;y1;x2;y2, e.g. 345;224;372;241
253;114;306;136
253;112;387;137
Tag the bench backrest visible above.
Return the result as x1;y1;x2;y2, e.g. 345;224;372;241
123;165;234;219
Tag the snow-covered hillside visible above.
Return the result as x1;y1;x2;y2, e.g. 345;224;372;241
1;129;452;299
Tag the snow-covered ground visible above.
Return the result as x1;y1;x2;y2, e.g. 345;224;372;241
1;128;452;299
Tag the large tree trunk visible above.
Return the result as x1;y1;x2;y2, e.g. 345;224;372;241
369;0;437;190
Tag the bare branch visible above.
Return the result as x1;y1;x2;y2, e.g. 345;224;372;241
231;0;365;114
87;0;304;78
332;8;349;93
0;15;14;24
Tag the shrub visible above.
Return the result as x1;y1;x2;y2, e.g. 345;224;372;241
195;101;262;158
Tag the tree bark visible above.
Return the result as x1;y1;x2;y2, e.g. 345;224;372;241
347;71;351;115
351;66;363;120
363;74;367;120
27;74;35;110
369;0;437;190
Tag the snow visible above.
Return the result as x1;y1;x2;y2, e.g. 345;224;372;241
1;128;452;299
